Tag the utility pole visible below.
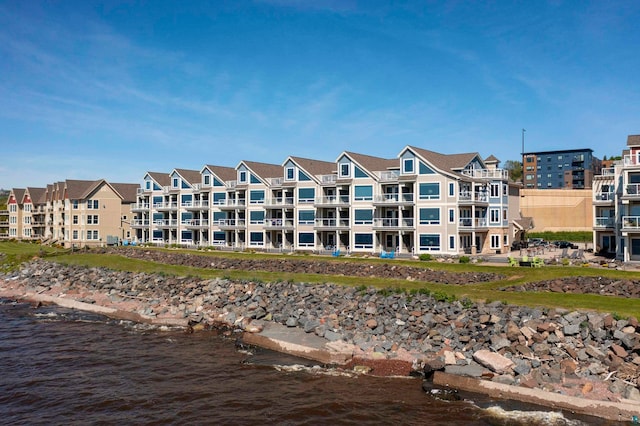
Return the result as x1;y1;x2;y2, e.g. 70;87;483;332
521;128;526;155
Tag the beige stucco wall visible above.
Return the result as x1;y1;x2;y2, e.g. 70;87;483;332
520;189;592;232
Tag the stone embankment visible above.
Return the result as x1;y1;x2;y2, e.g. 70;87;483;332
103;247;503;284
1;257;639;420
502;276;640;298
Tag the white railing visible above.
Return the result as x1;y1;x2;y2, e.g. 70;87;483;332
217;199;246;207
379;171;400;181
373;218;414;227
132;203;150;210
216;219;246;227
624;155;640;166
264;197;295;206
269;177;283;186
315;195;350;205
264;219;295;228
461;169;509;179
321;174;337;184
622;216;640;229
153;219;178;227
181;200;209;208
131;219;150;226
315;218;350;228
152;202;178;210
182;219;209;227
459;218;487;228
594;192;614;202
594;217;615;228
459;191;488;202
374;193;414;203
227;180;237;188
625;184;640;196
600;168;615;176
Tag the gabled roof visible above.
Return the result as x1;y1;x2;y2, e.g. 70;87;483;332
146;172;171;187
10;188;25;205
241;161;283;179
173;168;201;185
111;183;139;203
288;156;336;177
342;151;397;173
627;135;640;147
26;187;47;205
406;146;481;175
65;179;103;200
203;165;236;183
484;154;499;164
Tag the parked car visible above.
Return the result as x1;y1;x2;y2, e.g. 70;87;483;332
511;240;528;250
528;238;545;247
554;241;578;249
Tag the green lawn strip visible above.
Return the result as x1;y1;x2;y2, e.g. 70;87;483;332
47;253;640;319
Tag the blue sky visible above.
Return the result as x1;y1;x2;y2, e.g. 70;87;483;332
1;1;639;189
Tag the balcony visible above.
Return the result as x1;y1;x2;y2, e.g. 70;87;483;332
372;218;414;230
182;200;210;210
593;192;614;203
132;203;150;211
216;219;246;230
320;174;337;185
458;191;489;204
624;184;640;198
623;155;640;167
460;169;509;180
153;202;178;211
378;171;400;182
314;195;350;207
314;218;350;230
131;219;150;227
263;218;295;230
153;219;178;228
269;177;283;187
622;216;640;230
594;217;615;229
183;219;209;228
137;187;151;195
216;199;247;210
373;193;414;206
264;197;295;208
459;218;488;229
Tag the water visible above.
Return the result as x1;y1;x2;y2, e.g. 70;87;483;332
0;300;605;425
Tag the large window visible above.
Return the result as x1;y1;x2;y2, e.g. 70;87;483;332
298;210;315;225
298;188;315;203
87;215;99;225
73;215;78;225
354;166;368;178
249;190;265;204
490;208;500;223
299;170;311;181
298;233;314;247
354;233;373;249
419;183;440;200
249;232;264;246
213;232;225;243
419;208;440;225
403;158;414;174
354;209;373;225
250;211;265;224
354;185;373;201
86;230;99;240
419;234;440;251
213;193;226;205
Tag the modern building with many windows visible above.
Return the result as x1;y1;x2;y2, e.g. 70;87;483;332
129;146;517;256
522;148;601;189
592;135;640;262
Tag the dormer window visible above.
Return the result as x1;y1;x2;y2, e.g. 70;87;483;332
340;163;350;177
403;158;414;174
286;167;295;181
239;171;247;183
204;175;210;186
172;178;179;188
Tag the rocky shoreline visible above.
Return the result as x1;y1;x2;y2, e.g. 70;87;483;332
1;254;639;421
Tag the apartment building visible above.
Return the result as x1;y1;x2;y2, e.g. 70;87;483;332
592;135;640;262
131;146;514;255
8;179;137;247
522;149;601;189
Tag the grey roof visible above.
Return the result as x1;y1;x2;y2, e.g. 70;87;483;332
147;172;171;187
111;183;139;203
289;156;336;177
174;168;201;185
11;188;25;205
204;165;237;183
513;216;535;231
26;187;47;205
408;146;479;174
484;154;499;164
627;135;640;146
343;151;397;173
65;179;102;200
242;161;283;179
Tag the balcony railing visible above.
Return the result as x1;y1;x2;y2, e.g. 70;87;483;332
132;203;150;210
153;202;178;210
263;219;295;229
320;174;337;184
183;219;209;227
264;197;295;207
624;155;640;166
216;199;246;209
216;219;246;229
373;193;414;204
314;218;350;229
131;219;150;227
622;216;640;229
314;195;350;206
594;192;614;202
378;171;400;182
372;218;414;228
459;218;488;228
625;184;640;197
269;177;283;187
459;191;488;202
181;200;210;209
594;217;615;228
461;169;509;179
153;219;178;227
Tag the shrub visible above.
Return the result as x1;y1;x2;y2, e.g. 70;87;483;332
458;255;470;264
419;253;432;261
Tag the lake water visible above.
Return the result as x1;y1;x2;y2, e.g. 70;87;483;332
0;300;604;425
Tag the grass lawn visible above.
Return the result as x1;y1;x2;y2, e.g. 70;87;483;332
2;241;639;319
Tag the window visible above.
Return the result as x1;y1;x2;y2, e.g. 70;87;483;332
298;233;314;246
419;162;435;174
23;228;31;237
173;178;179;188
419;234;440;251
73;215;78;225
558;164;563;169
73;200;79;209
558;155;563;160
490;183;500;197
403;158;414;174
87;230;99;240
298;210;315;225
503;209;508;220
449;182;455;197
419;208;440;225
87;200;99;209
354;209;373;225
340;163;350;177
526;166;533;171
204;175;210;186
213;212;226;222
448;208;455;223
249;190;265;204
213;177;224;187
419;183;440;200
9;204;17;212
72;230;78;240
10;216;16;224
449;235;455;250
23;216;31;224
354;166;368;178
286;167;295;180
354;233;373;249
145;181;151;190
298;188;315;203
490;209;500;223
213;193;226;205
299;170;311;181
213;232;225;243
239;171;247;183
249;211;264;224
491;235;500;249
503;184;507;196
526;157;533;163
249;232;264;246
354;185;373;201
87;215;99;225
250;174;261;184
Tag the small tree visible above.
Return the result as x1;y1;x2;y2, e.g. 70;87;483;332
504;160;523;182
